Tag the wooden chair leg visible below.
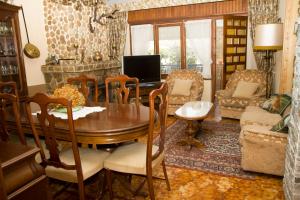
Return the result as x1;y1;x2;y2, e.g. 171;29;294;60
146;174;155;200
162;160;171;191
78;180;85;200
106;169;114;200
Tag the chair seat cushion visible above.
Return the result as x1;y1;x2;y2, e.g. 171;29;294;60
218;97;251;108
241;107;282;127
46;148;110;183
104;142;164;175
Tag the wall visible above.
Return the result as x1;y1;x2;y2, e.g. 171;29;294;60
43;0;109;61
274;0;285;93
13;0;47;86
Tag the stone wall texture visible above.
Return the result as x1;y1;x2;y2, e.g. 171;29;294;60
283;18;300;200
43;0;110;61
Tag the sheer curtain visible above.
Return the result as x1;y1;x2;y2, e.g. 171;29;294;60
130;24;154;55
185;19;212;79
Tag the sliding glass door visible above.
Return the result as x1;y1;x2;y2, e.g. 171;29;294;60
157;25;182;75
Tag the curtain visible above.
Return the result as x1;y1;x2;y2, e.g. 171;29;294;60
130;24;154;55
107;11;128;61
185;19;212;79
248;0;279;70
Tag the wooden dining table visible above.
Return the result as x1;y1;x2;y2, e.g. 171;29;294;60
7;103;151;145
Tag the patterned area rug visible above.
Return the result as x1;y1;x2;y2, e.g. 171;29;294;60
159;119;257;179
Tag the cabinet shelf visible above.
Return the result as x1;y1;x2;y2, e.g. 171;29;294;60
0;54;16;57
0;2;28;98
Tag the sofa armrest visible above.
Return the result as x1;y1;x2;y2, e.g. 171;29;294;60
240;125;288;144
239;124;287;176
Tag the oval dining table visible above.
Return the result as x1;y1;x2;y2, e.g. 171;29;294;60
13;103;151;145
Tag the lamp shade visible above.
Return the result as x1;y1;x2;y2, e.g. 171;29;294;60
254;23;283;50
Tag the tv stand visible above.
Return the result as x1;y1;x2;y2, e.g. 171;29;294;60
128;82;162;105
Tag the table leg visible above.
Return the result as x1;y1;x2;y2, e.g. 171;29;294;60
177;120;204;150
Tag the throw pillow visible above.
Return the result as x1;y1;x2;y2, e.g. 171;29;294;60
232;81;259;98
270;114;290;133
260;94;292;115
171;79;193;96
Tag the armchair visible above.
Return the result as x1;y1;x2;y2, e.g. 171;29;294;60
165;69;204;115
215;69;267;119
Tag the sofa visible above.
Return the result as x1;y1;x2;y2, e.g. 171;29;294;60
239;105;289;176
216;69;267;119
165;69;204;115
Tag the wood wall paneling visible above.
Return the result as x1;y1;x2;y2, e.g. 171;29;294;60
128;0;248;24
279;0;299;93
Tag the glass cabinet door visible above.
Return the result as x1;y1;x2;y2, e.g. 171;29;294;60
0;2;28;98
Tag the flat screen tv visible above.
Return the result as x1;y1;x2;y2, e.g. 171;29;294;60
123;55;161;83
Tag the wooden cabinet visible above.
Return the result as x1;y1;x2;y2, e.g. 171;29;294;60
0;142;51;200
0;2;28;99
223;16;248;86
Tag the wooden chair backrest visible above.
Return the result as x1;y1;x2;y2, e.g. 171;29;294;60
67;74;98;103
25;93;84;183
105;75;139;104
0;82;26;145
146;82;168;170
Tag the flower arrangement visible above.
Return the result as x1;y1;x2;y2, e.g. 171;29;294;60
52;84;85;108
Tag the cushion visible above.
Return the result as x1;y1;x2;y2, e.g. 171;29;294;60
260;94;292;115
104;142;164;175
232;81;259;98
270;114;290;133
171;79;193;96
46;147;110;183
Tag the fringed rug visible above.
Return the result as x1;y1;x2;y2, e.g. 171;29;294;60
158;119;257;179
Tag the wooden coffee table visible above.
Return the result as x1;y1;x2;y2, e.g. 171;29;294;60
175;101;213;149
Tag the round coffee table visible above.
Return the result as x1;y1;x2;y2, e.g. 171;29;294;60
174;101;213;149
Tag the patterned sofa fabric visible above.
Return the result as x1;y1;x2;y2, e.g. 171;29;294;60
216;69;267;119
239;106;287;176
240;124;287;176
165;69;204;115
240;106;282;127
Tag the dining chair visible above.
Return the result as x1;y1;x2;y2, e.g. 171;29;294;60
67;74;98;103
25;93;110;200
104;82;170;200
105;74;140;104
0;81;26;145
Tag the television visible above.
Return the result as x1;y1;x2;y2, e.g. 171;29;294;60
123;55;161;83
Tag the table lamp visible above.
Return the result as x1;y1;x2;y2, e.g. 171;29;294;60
254;23;283;98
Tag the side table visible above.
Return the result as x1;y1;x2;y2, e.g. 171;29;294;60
175;101;213;149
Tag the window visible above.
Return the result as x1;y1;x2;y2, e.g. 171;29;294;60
129;20;213;79
131;24;154;55
185;19;212;79
158;25;181;74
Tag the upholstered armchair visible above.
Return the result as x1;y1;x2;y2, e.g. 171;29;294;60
165;69;204;115
215;69;267;119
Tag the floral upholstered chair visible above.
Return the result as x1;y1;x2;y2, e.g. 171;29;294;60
215;69;267;119
165;69;204;115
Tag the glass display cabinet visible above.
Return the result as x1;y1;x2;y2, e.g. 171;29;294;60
0;2;28;99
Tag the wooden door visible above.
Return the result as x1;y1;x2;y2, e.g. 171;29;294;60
223;16;247;87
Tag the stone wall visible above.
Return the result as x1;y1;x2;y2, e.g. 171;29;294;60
283;18;300;200
42;60;121;92
43;0;110;61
